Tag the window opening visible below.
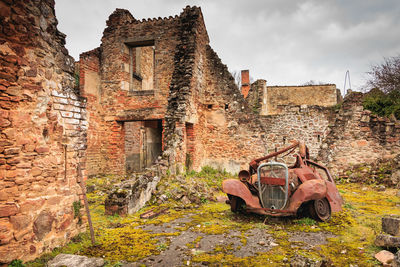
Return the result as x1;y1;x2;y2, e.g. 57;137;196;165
127;41;155;91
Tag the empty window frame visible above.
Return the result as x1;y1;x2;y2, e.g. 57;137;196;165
127;40;155;91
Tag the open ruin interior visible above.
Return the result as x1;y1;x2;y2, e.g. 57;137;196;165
0;0;400;263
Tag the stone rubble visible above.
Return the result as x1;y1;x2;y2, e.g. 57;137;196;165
375;215;400;266
105;174;161;216
382;216;400;236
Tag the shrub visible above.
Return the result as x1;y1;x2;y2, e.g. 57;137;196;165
363;88;400;120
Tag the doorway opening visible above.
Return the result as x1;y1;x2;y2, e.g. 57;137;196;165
125;120;162;173
185;122;194;170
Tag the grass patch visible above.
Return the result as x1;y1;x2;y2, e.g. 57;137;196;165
25;171;400;266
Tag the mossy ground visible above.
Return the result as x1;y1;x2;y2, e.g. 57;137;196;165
24;169;400;267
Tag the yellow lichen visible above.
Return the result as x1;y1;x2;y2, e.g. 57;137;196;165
186;235;203;249
25;172;400;266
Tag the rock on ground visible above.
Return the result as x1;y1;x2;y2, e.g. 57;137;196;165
391;170;400;187
375;250;395;266
382;216;400;236
396;250;400;267
375;234;400;247
290;254;328;267
105;175;160;216
47;254;105;267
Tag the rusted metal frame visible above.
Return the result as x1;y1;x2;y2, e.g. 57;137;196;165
305;159;335;183
259;177;286;186
249;141;299;172
280;146;297;159
246;206;296;216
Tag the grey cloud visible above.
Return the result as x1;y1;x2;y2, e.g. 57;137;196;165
55;0;400;91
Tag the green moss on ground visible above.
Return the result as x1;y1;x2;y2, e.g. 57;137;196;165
25;169;400;266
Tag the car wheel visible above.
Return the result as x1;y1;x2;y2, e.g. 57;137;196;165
309;198;331;221
228;195;245;213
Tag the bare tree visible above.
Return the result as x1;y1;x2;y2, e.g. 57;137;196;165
302;80;327;86
367;55;400;93
230;70;255;89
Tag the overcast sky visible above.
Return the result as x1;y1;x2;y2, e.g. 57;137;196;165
55;0;400;93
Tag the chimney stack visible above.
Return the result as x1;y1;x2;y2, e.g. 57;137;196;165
241;70;250;98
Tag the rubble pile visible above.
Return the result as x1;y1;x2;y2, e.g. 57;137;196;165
153;174;218;206
375;215;400;266
339;153;400;188
105;174;161;216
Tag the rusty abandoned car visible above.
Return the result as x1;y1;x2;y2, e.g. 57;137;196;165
222;141;343;221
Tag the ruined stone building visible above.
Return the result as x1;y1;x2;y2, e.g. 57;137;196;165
77;6;400;177
79;7;269;176
1;0;400;263
78;7;349;177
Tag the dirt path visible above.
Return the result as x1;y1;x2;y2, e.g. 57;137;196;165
127;212;336;267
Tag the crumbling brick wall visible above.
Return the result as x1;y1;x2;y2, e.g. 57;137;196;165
79;6;272;175
80;9;183;175
79;48;103;175
80;5;399;179
0;0;87;263
246;79;267;115
162;6;202;172
184;23;269;173
193;46;270;172
159;6;270;173
318;92;400;175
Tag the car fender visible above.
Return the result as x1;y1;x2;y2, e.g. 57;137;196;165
287;179;328;212
326;182;344;212
222;179;262;209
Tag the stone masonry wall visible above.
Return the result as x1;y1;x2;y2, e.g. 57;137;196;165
318;92;400;175
247;79;267;115
250;84;338;115
0;0;87;263
259;105;334;161
162;7;202;172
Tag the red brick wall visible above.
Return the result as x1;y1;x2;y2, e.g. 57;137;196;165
79;6;400;179
81;8;193;175
0;0;87;263
125;121;142;155
187;39;268;172
241;70;250;98
186;123;195;169
79;49;102;175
